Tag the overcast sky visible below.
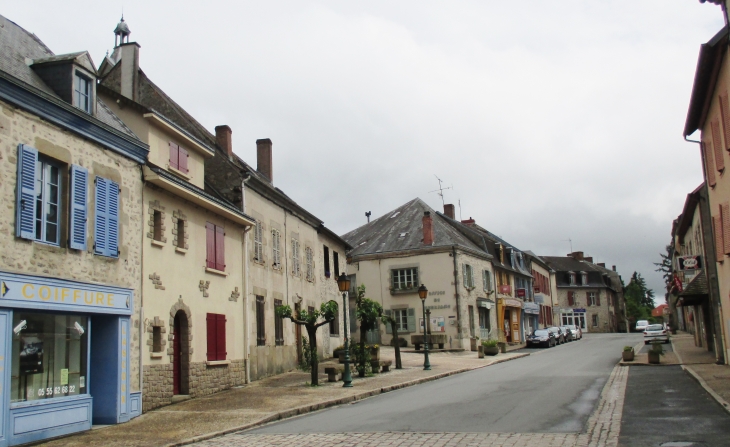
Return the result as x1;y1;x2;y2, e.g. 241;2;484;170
4;2;725;300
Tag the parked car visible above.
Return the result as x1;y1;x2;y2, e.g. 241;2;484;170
644;324;670;344
527;329;556;348
566;324;582;340
635;320;649;332
560;326;574;342
548;326;565;344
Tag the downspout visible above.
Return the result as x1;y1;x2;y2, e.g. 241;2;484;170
452;245;462;348
241;174;253;383
139;166;145;394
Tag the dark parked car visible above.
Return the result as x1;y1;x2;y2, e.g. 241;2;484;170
560;325;574;342
526;329;556;348
548;326;565;344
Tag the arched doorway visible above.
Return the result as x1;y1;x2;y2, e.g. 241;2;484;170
173;310;190;395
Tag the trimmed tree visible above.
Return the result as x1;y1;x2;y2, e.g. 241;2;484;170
275;300;338;386
353;285;383;376
380;314;403;369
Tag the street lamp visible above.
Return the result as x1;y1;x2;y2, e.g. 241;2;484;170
418;284;431;370
337;273;353;387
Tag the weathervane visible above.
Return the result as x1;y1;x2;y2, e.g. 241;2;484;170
428;175;452;207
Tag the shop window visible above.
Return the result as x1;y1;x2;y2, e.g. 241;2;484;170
392;268;418;291
305;247;314;282
94;176;120;258
272;229;281;268
291;239;301;276
323;245;331;277
205;222;225;271
592;315;598;327
168;142;189;174
152;326;162;352
11;312;88;403
274;299;284;346
153;210;163;241
256;296;265;346
206;313;227;361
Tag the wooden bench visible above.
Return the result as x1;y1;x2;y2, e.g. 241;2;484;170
323;365;345;382
369;359;393;373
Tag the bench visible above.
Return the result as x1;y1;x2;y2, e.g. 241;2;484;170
323;365;345;382
369;359;393;373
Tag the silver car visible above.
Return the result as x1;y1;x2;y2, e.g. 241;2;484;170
643;323;669;344
566;324;582;340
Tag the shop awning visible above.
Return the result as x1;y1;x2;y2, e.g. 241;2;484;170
676;272;709;307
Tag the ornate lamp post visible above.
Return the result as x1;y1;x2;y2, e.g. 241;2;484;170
418;284;431;370
337;273;353;387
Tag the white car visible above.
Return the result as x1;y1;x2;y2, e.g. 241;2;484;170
643;324;670;344
635;320;649;332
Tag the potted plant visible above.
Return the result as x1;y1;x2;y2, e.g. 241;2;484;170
648;342;664;364
368;344;380;362
622;346;634;362
482;339;499;356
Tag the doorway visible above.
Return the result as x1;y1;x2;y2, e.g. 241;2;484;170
173;310;189;395
504;309;512;342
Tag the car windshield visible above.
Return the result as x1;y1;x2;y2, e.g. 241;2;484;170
533;330;549;336
646;324;664;331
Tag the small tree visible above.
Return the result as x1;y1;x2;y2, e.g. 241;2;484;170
380;314;403;369
276;300;338;386
353;285;383;376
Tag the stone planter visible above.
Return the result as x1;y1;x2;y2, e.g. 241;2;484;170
648;351;661;364
470;338;478;352
478;345;484;358
498;342;507;353
369;346;380;362
622;350;634;362
338;351;346;364
484;346;499;356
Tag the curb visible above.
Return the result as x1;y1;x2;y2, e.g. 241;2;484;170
163;353;530;447
681;365;730;415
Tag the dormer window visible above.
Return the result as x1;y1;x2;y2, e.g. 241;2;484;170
581;272;588;286
74;72;92;114
568;271;576;285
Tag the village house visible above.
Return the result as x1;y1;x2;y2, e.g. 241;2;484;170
0;14;148;445
524;251;558;328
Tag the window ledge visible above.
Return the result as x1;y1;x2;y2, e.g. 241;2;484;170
390;288;418;295
150;352;163;359
151;239;165;247
175;246;188;254
205;267;228;277
167;164;192;181
206;360;230;366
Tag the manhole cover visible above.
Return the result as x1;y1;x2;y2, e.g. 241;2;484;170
661;442;696;447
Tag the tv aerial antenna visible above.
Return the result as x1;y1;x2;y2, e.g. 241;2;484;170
428;175;452;207
562;238;573;253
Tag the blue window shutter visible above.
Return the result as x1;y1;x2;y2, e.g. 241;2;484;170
15;144;37;239
94;177;108;255
107;179;119;257
69;165;88;250
407;308;416;333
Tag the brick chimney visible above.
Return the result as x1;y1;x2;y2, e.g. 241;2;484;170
612;265;616;271
422;211;434;245
568;251;584;261
461;217;475;226
444;204;455;219
215;125;233;158
256;139;273;183
584;256;593;263
597;262;606;268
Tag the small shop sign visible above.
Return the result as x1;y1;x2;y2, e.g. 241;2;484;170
677;255;702;271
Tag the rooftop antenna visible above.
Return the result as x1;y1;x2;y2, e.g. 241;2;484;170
458;200;462;221
562;238;573;253
428;175;452;207
365;211;371;223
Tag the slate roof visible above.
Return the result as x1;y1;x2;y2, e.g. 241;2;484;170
0;14;138;140
541;256;620;291
680;272;709;298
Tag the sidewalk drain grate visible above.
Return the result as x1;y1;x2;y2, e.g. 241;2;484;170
660;442;697;447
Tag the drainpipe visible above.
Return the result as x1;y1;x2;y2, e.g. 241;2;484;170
452;246;462;348
241;174;253;383
139;166;146;394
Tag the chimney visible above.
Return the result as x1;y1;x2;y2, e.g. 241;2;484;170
444;204;455;219
568;251;584;261
612;265;616;272
422;211;434;245
118;43;140;101
597;262;606;268
215;125;233;158
584;256;593;263
256;139;273;183
461;217;475;226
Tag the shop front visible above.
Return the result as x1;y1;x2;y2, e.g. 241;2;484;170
499;299;523;343
523;302;540;335
0;271;139;446
560;308;586;332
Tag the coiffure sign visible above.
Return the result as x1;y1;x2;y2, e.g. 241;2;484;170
677;255;702;271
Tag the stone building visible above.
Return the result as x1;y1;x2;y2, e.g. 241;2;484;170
525;251;558;328
541;253;625;333
0;14;148;445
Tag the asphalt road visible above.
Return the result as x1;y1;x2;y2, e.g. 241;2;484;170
250;333;640;434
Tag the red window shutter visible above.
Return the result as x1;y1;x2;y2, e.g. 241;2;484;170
596;293;601;306
723;203;730;255
179;147;189;174
714;215;724;262
206;313;216;362
206;222;216;268
215;225;225;271
713;119;725;172
721;92;730;151
216;314;227;360
169;142;179;170
567;291;574;306
705;142;717;187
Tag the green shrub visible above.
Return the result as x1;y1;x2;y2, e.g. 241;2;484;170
482;339;499;348
623;346;634;352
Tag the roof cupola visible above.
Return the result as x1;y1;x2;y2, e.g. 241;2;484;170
114;16;131;46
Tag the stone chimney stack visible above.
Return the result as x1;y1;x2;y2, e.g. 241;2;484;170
612;265;616;272
568;251;584;261
585;256;593;263
215;125;233;158
256;139;273;183
461;217;475;226
597;262;606;268
444;204;455;219
422;211;434;245
118;43;140;101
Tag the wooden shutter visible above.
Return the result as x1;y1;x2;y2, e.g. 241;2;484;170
69;165;88;250
179;147;189;174
206;313;216;361
256;297;265;345
169;142;179;170
721;92;730;151
215;225;225;271
723;203;730;255
567;291;574;306
462;264;467;287
713;119;725;171
107;179;119;257
216;314;227;360
407;308;416;333
206;222;216;268
596;292;601;306
16;144;37;239
714;215;724;262
94;177;108;255
705;142;717;187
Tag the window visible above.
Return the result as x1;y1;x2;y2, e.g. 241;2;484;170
153;210;162;241
94;177;120;257
34;156;62;245
291;239;301;276
274;299;284;346
567;291;575;306
392;268;418;290
176;218;185;248
462;264;475;289
256;296;265;346
206;313;227;361
568;272;576;285
206;222;225;271
152;327;162;353
323;245;331;277
333;251;340;278
11;311;88;403
588;292;596;306
483;270;492;291
581;272;588;286
168;142;189;174
305;247;314;282
74;73;92;114
592;314;598;327
394;309;408;332
329;305;340;336
272;229;281;268
253;220;263;262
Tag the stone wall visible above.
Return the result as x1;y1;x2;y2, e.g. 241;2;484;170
249;345;298;381
189;360;246;398
142;364;173;412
